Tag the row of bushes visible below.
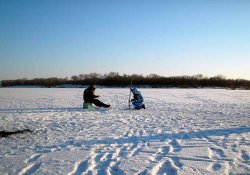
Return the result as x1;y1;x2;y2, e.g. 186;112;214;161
1;72;250;89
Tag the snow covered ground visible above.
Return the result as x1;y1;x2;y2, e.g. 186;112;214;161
0;88;249;175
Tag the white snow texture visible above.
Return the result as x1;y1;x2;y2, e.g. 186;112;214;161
0;88;249;175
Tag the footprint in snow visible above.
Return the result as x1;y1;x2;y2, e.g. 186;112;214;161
241;150;250;161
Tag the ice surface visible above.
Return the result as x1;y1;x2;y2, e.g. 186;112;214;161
0;88;249;174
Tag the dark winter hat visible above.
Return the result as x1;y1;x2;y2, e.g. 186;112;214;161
90;84;96;90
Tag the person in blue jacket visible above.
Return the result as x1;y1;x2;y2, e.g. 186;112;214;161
130;87;145;109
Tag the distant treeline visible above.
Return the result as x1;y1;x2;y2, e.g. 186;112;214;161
1;72;250;89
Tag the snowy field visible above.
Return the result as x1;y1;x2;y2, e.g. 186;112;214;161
0;88;249;175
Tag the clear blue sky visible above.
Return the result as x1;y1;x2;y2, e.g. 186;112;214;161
0;0;250;80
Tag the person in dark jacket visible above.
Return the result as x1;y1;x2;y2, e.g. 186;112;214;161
83;84;110;108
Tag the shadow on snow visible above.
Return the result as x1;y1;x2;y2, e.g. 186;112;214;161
58;127;250;147
0;107;93;113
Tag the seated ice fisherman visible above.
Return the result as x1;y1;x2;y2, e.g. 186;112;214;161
83;84;110;108
131;87;145;109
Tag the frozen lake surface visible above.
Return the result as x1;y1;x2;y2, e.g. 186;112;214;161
0;88;249;175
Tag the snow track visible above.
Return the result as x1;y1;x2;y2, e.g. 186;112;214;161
0;88;249;174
